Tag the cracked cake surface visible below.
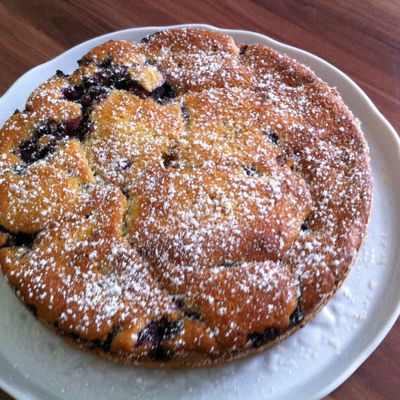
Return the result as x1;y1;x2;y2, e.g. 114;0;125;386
0;28;372;367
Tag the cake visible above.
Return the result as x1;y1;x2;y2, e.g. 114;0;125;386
0;28;372;367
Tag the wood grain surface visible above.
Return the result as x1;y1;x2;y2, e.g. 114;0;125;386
0;1;399;399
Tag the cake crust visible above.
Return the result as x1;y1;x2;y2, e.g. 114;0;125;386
0;28;372;367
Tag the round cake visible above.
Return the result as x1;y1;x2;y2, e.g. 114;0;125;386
0;28;372;367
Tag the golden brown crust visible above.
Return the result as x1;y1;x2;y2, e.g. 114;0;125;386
0;28;372;367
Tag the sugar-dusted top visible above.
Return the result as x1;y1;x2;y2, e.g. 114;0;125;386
0;28;372;366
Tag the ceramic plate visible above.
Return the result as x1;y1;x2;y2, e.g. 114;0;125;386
0;24;399;400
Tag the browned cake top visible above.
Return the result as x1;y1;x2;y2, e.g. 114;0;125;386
0;28;371;366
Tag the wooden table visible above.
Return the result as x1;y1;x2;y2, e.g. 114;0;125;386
0;1;398;398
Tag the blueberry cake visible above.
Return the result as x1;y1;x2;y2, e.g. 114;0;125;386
0;29;372;367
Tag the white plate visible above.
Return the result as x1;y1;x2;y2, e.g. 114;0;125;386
0;24;399;400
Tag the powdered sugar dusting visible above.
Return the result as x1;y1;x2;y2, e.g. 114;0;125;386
0;28;372;365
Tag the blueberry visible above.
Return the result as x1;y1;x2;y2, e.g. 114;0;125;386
90;325;123;352
151;82;177;103
8;231;36;248
63;85;84;102
173;298;202;321
99;55;113;68
55;70;67;78
288;305;304;328
140;31;162;44
183;311;202;320
26;303;38;318
137;318;183;348
0;226;36;249
239;45;248;55
248;327;280;348
180;105;190;124
243;165;261;177
162;148;179;169
264;131;280;145
163;319;183;339
16;122;79;164
301;218;310;231
17;134;55;164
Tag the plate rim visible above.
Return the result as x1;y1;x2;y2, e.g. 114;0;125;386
0;23;399;400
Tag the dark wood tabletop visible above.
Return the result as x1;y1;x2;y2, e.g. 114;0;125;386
0;1;399;399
